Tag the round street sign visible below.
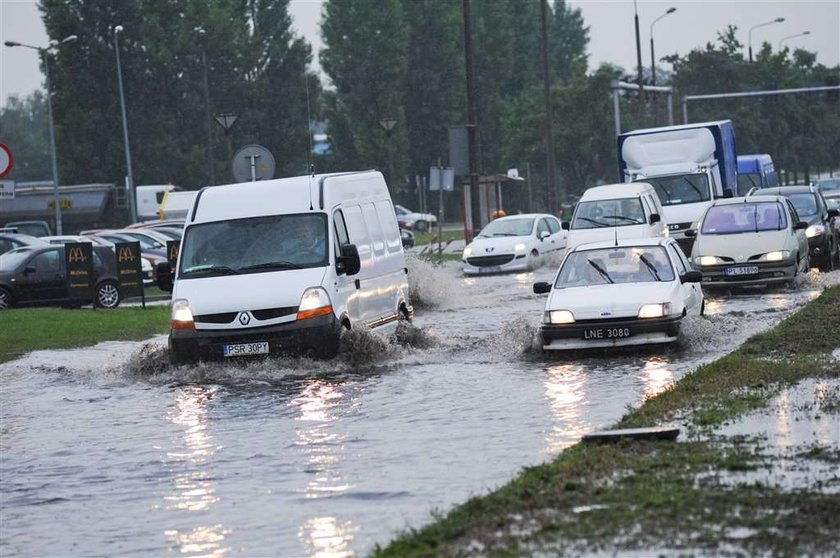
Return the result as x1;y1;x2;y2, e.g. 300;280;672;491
0;144;12;178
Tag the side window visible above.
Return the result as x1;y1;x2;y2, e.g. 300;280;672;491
362;202;386;256
92;251;104;271
333;209;350;261
641;194;654;217
668;244;688;274
343;205;373;263
547;217;561;234
0;239;12;254
30;250;60;273
785;201;799;226
375;200;402;254
537;218;550;236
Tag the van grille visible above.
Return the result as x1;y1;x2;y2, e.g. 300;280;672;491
194;306;298;324
194;312;238;324
467;255;515;267
252;306;297;320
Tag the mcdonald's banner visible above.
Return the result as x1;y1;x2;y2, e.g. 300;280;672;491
115;241;143;299
64;242;94;301
167;240;180;270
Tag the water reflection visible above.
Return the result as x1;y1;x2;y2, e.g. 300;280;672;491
299;516;356;558
164;386;230;557
544;364;588;454
292;380;356;555
640;356;674;402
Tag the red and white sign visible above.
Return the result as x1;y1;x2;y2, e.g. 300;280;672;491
0;144;12;178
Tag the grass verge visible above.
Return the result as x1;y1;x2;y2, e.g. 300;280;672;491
414;229;464;247
374;286;840;557
0;306;169;364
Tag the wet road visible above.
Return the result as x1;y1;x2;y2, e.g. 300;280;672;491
0;259;831;557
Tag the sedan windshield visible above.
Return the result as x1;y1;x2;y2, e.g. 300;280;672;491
179;213;328;277
555;246;675;287
477;218;535;238
787;193;818;217
641;173;711;207
701;202;787;234
571;198;645;229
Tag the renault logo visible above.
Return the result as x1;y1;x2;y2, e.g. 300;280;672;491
238;312;251;325
118;247;135;262
68;247;86;263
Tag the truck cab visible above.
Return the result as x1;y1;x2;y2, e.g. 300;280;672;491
737;154;777;195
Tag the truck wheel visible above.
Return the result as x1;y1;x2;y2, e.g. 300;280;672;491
0;287;13;310
96;281;120;308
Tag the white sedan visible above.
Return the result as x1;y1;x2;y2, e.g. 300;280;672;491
394;204;437;231
463;213;566;275
533;237;704;350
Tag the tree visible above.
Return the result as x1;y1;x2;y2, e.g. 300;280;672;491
0;93;51;182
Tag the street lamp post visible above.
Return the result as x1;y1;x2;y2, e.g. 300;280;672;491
113;25;137;223
195;27;215;186
779;31;810;50
378;118;397;186
650;7;676;87
748;17;785;62
4;35;77;235
633;0;645;118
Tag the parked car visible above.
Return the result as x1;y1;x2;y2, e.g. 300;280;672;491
533;237;703;351
687;195;809;287
42;235;115;248
394;204;437;231
0;232;47;255
86;231;166;286
3;220;51;237
462;213;566;275
562;182;667;250
0;245;121;310
748;186;840;271
400;227;415;248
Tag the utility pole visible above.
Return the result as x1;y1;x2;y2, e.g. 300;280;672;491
634;0;646;120
463;0;482;241
540;0;559;211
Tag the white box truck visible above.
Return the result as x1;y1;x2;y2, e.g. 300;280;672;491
618;120;738;254
157;170;412;363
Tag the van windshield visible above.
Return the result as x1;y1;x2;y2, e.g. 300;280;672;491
571;198;645;229
639;173;711;207
179;213;328;277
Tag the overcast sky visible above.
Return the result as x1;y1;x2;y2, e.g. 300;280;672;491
1;0;838;109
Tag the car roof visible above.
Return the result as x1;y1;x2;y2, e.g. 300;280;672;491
751;186;815;196
578;182;653;201
493;213;552;221
712;195;783;206
0;232;47;244
570;237;672;252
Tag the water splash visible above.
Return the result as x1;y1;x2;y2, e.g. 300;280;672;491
406;255;463;309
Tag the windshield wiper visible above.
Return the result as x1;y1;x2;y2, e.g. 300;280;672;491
578;217;609;227
182;264;239;276
638;254;661;281
604;215;643;224
492;232;517;236
587;259;614;284
239;260;302;271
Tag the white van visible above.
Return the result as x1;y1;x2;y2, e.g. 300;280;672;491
158;171;412;363
563;183;667;250
136;184;182;221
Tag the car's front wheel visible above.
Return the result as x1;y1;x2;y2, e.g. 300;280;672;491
414;219;428;232
96;281;120;308
0;287;13;310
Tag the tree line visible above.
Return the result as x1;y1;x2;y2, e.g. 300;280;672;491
1;0;837;216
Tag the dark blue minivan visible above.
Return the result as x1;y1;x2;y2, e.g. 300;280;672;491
737;154;778;194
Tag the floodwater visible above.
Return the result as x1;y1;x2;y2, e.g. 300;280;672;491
0;258;831;557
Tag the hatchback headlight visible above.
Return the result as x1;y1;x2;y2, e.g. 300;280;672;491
695;255;724;266
638;303;671;319
514;243;527;254
806;224;825;238
462;245;472;258
544;310;575;324
171;298;195;330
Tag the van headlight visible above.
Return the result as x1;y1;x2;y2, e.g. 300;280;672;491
171;298;195;330
695;255;724;266
806;224;825;238
638;303;671;319
759;250;790;262
544;310;575;324
297;287;333;320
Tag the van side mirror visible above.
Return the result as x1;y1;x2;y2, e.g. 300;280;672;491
680;270;702;284
533;281;551;294
794;221;809;231
649;213;661;224
338;244;361;276
561;221;570;230
685;229;697;238
156;262;174;292
723;189;734;198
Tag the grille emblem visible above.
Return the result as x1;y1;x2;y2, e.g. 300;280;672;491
238;312;251;325
485;247;495;253
601;311;612;316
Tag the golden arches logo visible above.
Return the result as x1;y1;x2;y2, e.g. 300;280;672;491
118;247;136;262
68;247;86;263
169;245;179;261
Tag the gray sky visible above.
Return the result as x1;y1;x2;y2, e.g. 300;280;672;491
1;0;838;109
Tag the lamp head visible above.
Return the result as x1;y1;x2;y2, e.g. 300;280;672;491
775;17;785;23
666;7;676;14
115;25;124;33
4;41;21;47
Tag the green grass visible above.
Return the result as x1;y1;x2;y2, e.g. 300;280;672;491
414;229;464;247
374;286;840;557
0;306;170;364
